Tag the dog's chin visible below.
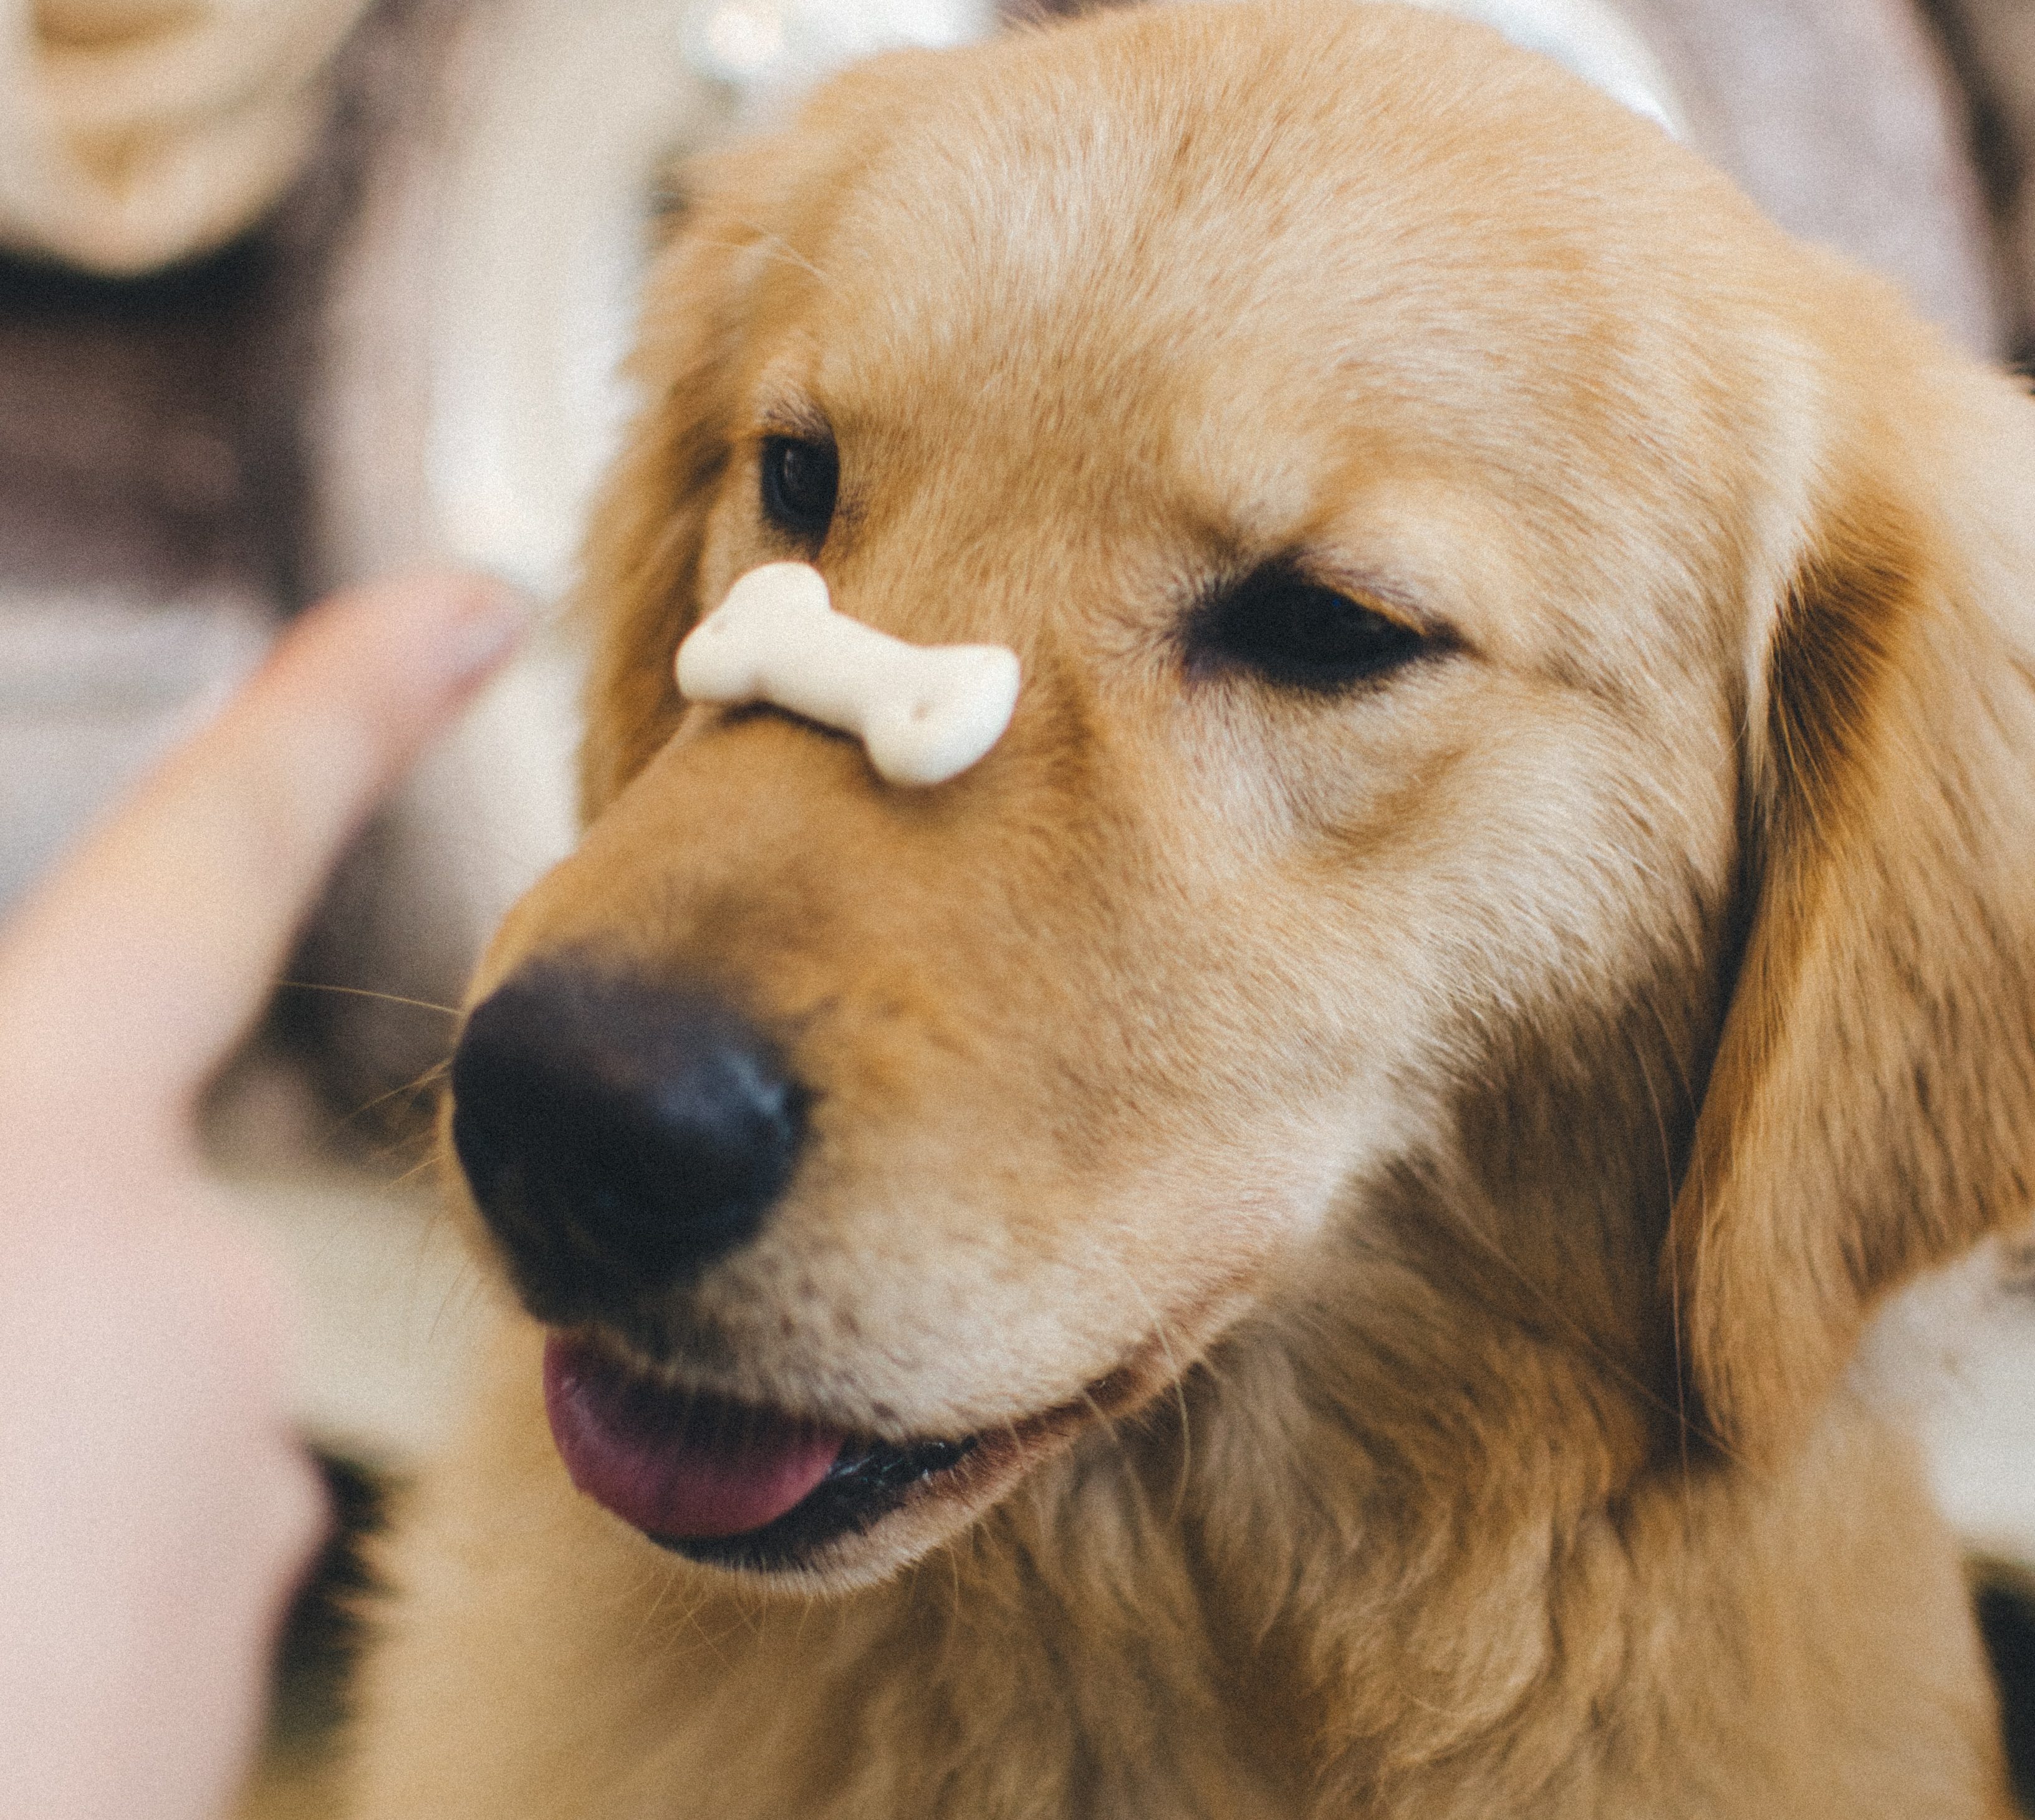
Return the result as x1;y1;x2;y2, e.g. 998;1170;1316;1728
541;1330;1140;1592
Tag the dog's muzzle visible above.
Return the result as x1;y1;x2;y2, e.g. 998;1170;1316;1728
449;963;989;1564
449;961;809;1323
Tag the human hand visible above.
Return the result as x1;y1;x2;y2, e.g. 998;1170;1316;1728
0;572;529;1820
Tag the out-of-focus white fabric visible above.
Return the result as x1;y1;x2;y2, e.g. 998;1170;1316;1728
1397;0;1684;135
0;0;374;273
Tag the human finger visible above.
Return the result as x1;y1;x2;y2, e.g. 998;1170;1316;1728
0;570;530;1137
0;1204;330;1820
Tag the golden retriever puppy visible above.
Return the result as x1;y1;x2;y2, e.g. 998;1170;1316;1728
346;3;2035;1814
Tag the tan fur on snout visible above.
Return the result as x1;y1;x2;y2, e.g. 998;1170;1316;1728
348;4;2035;1814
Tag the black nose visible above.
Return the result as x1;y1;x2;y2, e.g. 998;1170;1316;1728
449;964;809;1320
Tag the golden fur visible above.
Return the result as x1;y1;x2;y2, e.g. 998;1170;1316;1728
347;4;2035;1813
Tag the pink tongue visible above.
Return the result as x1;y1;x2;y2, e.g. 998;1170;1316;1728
544;1334;845;1540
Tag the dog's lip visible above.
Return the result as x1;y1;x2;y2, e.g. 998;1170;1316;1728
542;1327;1170;1570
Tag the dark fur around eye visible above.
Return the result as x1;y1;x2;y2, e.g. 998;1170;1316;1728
1187;565;1431;693
759;436;839;540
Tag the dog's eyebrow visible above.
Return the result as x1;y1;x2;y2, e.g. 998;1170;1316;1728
753;398;833;444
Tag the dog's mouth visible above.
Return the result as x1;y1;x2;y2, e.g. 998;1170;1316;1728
543;1332;982;1572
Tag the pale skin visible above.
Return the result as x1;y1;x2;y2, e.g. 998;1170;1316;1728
0;571;527;1820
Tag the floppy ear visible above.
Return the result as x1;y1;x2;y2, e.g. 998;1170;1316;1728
1669;356;2035;1464
575;52;940;818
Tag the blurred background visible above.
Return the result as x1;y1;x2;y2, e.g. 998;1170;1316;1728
1;0;2033;1779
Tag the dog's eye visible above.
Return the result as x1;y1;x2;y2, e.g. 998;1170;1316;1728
1190;566;1428;693
759;436;839;540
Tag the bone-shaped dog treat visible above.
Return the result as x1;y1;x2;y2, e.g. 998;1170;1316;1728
675;562;1022;787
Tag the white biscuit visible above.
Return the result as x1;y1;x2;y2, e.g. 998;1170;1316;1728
675;563;1022;787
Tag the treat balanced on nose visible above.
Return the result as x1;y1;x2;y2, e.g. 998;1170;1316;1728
675;563;1022;787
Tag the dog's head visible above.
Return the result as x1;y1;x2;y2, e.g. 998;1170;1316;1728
445;1;2035;1589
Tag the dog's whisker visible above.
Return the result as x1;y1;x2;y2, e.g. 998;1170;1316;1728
630;1561;682;1647
719;220;832;289
387;1152;446;1194
275;978;463;1018
1395;1147;1744;1476
1095;1251;1196;1519
1622;988;1725;1503
325;1059;454;1152
425;1259;491;1349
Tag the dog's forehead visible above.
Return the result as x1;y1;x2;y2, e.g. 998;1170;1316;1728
789;6;1754;531
695;0;1813;681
